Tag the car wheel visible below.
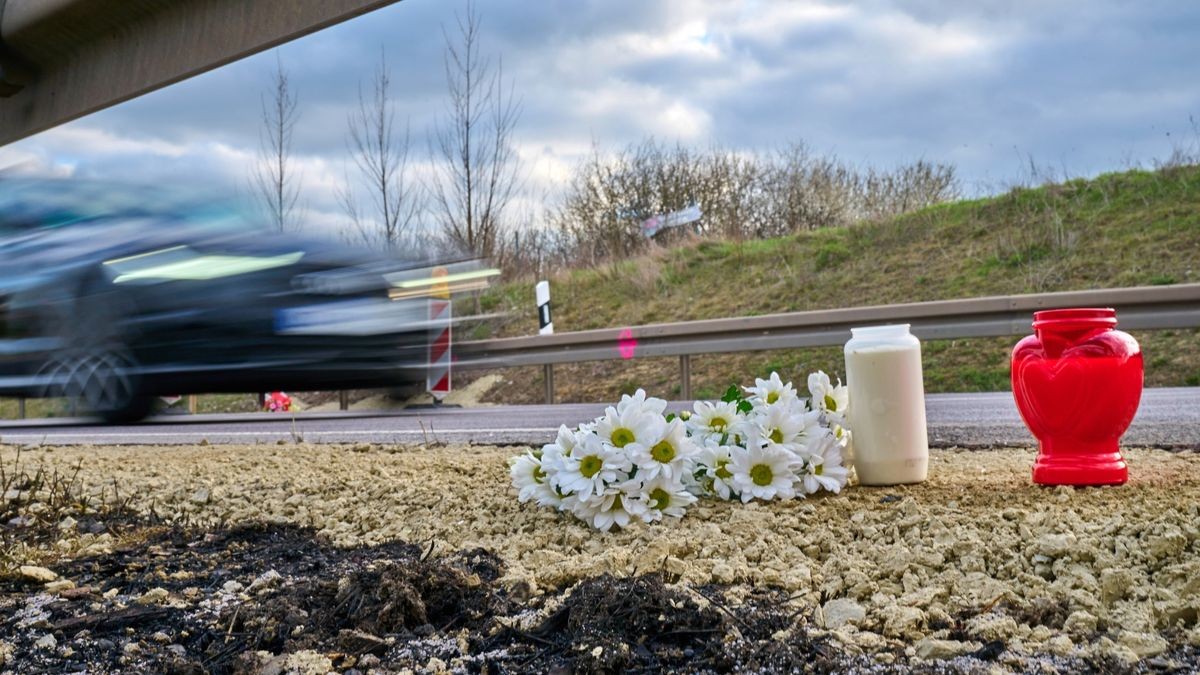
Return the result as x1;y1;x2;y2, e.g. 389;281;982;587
36;345;154;423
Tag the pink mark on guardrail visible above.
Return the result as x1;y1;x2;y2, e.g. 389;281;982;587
618;328;637;359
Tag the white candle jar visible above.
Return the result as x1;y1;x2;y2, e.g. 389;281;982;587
843;324;929;485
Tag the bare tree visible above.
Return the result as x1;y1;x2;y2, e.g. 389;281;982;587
428;0;522;258
338;49;420;252
252;53;301;232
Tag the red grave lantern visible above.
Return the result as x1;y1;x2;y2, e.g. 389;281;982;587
1011;308;1143;486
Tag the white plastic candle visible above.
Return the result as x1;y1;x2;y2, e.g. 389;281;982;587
843;324;929;485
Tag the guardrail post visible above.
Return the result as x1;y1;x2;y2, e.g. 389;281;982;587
18;396;26;419
187;395;197;414
680;354;692;400
339;391;349;411
543;364;555;404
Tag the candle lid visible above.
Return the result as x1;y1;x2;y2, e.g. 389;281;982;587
850;324;912;338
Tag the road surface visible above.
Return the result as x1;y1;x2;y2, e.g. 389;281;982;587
0;388;1197;448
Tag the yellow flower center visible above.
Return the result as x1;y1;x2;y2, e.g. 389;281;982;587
580;455;603;478
750;464;773;486
715;459;732;480
769;428;784;444
814;463;824;476
610;428;635;448
710;417;727;431
650;488;671;511
650;439;676;463
767;391;779;404
533;465;546;484
825;394;838;411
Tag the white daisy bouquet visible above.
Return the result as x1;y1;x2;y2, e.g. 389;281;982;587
510;371;852;531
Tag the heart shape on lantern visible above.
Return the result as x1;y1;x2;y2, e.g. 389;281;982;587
1015;338;1141;444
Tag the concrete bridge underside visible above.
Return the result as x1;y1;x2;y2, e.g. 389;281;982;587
0;0;403;146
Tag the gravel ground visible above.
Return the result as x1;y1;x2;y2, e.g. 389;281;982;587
3;442;1199;672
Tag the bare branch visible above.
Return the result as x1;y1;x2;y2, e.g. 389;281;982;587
427;0;523;259
341;48;421;253
251;52;302;232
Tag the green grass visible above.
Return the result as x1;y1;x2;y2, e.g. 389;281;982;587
468;165;1200;403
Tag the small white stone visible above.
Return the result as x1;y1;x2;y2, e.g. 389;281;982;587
136;588;170;605
1035;532;1076;558
45;580;75;593
1118;630;1169;658
19;566;58;583
1063;610;1098;634
915;638;972;660
248;570;282;593
35;634;57;651
822;598;867;628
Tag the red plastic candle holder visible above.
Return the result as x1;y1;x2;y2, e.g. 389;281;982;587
1011;308;1143;486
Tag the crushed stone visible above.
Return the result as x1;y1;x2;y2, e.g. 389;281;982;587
3;442;1199;667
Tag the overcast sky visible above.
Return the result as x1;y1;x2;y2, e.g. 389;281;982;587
2;0;1199;236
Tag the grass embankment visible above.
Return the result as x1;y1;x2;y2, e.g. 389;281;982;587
470;166;1200;403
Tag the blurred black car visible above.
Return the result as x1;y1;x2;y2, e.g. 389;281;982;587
0;178;441;422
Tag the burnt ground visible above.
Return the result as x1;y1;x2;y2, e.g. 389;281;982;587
2;522;1196;674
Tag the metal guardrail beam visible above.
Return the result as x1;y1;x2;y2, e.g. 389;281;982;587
456;284;1200;370
0;0;404;145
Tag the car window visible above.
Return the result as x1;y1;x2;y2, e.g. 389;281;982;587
0;179;265;235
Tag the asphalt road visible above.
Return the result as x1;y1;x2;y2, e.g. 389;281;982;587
1;388;1197;448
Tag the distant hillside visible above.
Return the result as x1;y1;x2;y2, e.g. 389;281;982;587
468;166;1200;403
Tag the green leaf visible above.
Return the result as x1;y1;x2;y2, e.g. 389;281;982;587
665;413;676;423
721;384;741;403
737;400;753;414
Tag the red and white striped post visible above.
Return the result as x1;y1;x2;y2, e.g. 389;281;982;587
426;266;452;401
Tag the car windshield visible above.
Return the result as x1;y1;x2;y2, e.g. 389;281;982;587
0;179;264;235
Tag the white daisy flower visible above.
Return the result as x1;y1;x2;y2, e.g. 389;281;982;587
744;371;799;408
752;401;808;453
634;474;698;522
594;405;665;451
808;371;849;421
627;418;695;481
557;432;632;501
576;490;639;532
832;424;853;465
688;400;741;442
694;440;738;500
539;425;578;475
510;452;558;506
800;430;851;494
730;433;798;502
591;497;633;531
616;388;668;416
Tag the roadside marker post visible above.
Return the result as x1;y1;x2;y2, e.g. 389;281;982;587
536;280;553;335
427;267;452;401
536;280;554;403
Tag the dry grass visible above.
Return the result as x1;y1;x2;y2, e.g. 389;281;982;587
470;166;1200;401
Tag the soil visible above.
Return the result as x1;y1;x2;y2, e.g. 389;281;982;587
3;443;1200;673
5;522;1195;674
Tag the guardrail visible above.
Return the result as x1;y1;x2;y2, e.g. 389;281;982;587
455;283;1200;403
